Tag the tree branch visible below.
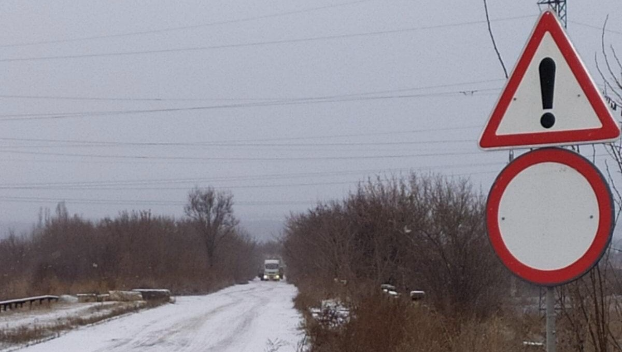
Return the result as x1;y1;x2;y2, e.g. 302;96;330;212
482;0;508;79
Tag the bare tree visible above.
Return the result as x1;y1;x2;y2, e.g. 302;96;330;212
553;22;622;352
184;187;239;268
283;174;509;317
482;0;508;79
599;19;622;219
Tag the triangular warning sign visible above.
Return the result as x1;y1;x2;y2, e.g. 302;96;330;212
479;10;620;150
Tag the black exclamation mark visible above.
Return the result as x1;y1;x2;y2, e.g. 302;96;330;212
539;57;556;129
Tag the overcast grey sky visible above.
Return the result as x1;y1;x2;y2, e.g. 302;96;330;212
0;0;619;239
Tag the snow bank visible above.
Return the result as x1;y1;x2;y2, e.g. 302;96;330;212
16;281;304;352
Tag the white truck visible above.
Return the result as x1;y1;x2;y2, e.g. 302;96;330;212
262;259;283;281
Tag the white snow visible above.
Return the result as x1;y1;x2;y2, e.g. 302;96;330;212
0;302;119;330
13;280;303;352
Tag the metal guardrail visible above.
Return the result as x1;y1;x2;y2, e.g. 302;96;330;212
0;295;59;312
132;289;171;301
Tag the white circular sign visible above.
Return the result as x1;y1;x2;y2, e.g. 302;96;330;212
487;148;613;285
498;161;599;270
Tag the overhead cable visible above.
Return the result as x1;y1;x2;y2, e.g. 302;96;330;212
0;16;535;63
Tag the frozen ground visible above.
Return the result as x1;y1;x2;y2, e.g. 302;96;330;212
14;280;303;352
0;302;120;331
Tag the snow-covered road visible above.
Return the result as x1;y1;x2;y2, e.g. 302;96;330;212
20;281;302;352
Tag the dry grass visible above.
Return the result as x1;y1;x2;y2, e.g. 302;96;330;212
299;292;542;352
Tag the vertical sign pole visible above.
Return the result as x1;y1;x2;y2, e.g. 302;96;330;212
545;4;562;350
538;4;563;351
546;286;556;352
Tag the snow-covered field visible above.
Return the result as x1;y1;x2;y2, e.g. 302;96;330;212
11;280;303;352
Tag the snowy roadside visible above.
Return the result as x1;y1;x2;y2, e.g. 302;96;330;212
0;300;149;351
10;280;304;352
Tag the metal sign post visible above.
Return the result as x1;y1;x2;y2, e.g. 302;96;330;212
479;11;619;352
546;287;556;352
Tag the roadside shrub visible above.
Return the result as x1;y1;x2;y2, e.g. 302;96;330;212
284;174;510;318
303;293;530;352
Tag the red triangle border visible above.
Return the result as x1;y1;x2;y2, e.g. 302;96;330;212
479;11;620;149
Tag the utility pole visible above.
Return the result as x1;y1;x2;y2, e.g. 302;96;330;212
537;0;567;27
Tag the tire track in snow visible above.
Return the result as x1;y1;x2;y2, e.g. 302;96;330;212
204;284;276;352
101;299;239;352
18;281;301;352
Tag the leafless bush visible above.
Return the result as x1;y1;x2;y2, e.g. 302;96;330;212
284;173;519;351
0;188;261;301
284;173;510;318
551;23;622;352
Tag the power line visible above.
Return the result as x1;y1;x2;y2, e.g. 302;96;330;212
0;88;501;122
0;16;535;63
0;167;573;208
0;151;495;166
0;148;501;162
0;139;476;150
0;173;502;193
0;78;504;103
0;168;508;207
3;155;614;205
569;20;622;35
0;162;505;190
0;195;315;207
0;124;483;145
0;144;509;167
3;157;615;206
0;0;376;49
0;125;481;145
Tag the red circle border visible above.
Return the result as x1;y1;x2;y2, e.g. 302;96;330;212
487;148;614;286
